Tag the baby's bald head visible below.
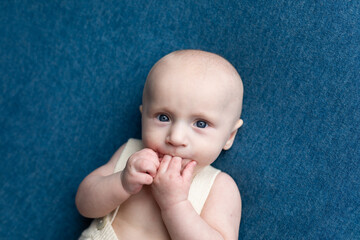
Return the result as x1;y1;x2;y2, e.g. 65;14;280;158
143;50;244;121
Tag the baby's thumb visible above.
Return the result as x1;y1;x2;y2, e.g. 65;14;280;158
182;161;197;181
143;173;154;185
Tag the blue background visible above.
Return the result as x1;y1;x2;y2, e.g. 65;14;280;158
1;1;359;239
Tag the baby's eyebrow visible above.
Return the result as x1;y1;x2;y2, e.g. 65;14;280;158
148;106;174;116
152;106;172;113
193;112;217;122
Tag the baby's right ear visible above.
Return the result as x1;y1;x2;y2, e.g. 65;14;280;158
139;105;143;114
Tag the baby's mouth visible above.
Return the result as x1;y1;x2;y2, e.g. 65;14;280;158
156;150;179;159
157;152;165;159
156;152;194;169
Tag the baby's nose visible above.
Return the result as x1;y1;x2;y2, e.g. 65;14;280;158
166;123;188;147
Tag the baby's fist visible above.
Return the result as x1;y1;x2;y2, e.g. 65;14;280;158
121;148;160;195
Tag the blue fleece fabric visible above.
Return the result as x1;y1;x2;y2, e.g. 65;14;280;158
1;1;359;239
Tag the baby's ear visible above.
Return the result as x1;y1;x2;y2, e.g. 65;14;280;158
223;119;243;150
139;105;143;114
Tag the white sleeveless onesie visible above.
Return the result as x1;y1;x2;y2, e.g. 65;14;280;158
79;138;220;240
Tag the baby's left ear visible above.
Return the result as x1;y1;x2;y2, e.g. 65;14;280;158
139;105;143;114
223;119;243;150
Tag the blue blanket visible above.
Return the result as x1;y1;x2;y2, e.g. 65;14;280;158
1;1;359;239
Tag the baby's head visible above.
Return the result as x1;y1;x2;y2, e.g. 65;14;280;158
140;50;243;168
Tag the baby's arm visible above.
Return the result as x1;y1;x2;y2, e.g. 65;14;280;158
152;156;241;240
76;145;159;218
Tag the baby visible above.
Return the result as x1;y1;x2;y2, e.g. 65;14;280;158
76;49;244;240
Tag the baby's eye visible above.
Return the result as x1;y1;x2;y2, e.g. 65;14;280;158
157;114;170;122
195;120;208;128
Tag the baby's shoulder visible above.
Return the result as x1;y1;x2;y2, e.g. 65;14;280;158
204;171;241;211
212;172;241;197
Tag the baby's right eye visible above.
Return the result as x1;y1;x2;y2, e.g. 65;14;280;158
157;114;170;122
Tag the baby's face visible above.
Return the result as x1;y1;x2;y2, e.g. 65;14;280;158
141;53;242;171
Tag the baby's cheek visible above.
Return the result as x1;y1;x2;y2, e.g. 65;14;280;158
142;135;156;150
196;149;220;166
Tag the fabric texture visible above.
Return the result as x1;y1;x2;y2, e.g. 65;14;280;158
79;138;220;239
1;1;360;239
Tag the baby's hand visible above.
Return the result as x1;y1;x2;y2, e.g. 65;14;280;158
151;155;197;211
121;148;160;195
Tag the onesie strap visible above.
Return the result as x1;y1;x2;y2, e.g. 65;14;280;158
114;138;144;173
188;165;221;214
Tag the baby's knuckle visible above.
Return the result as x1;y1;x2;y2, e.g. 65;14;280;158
126;160;137;171
143;148;158;157
168;174;177;181
141;148;153;155
128;154;139;164
138;159;149;169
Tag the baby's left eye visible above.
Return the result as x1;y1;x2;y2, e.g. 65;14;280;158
195;120;208;128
